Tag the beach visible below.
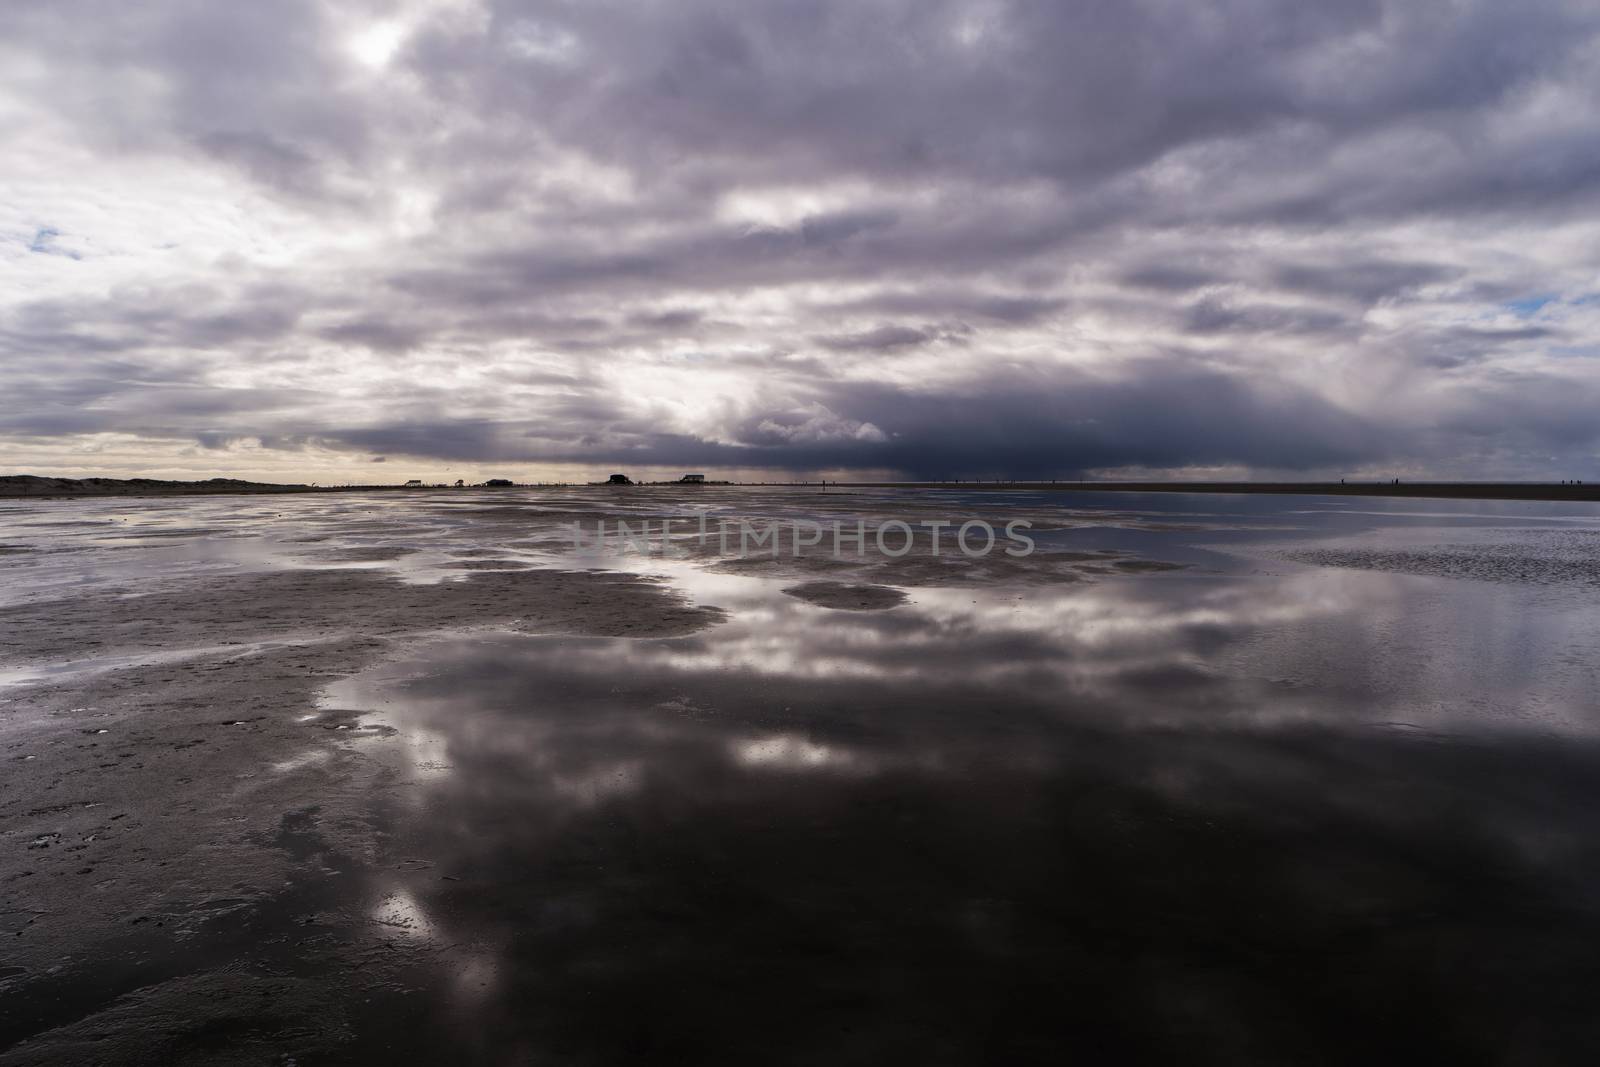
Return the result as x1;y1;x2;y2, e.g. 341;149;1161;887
4;487;1600;1063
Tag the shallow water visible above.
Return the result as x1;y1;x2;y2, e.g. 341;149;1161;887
4;488;1600;1062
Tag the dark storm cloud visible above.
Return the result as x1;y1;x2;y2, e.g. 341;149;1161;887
810;367;1393;478
430;0;1565;188
627;309;703;331
1410;325;1563;370
422;0;1596;238
816;325;957;353
305;359;1392;477
1270;260;1460;307
1181;298;1354;338
4;0;1600;477
317;317;430;354
1121;267;1221;294
3;285;306;356
826;291;1067;326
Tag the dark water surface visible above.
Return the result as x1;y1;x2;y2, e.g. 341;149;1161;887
5;489;1600;1063
322;494;1600;1063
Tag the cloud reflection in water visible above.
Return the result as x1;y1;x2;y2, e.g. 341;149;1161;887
318;559;1600;1062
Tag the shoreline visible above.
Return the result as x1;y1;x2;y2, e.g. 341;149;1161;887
825;480;1600;503
5;476;1599;504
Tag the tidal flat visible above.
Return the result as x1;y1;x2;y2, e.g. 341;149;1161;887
3;487;1600;1064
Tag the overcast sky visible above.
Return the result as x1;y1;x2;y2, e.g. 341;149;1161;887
5;0;1600;483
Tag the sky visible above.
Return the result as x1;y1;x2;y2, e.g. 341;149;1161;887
4;0;1600;484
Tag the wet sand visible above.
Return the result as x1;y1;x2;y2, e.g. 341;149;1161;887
4;488;1600;1063
782;580;909;610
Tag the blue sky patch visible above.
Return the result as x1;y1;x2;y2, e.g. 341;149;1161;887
1506;294;1557;318
27;227;82;260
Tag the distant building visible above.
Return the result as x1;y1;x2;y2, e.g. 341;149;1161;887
679;473;706;484
485;478;514;487
404;479;423;487
608;473;633;485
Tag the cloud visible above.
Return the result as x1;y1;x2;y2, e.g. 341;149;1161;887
814;325;957;352
3;0;1600;480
